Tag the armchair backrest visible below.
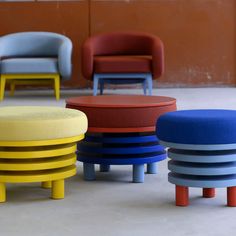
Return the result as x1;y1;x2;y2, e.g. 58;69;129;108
0;32;70;58
89;32;155;56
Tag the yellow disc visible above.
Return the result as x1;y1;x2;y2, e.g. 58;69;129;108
0;135;84;147
0;154;76;171
0;165;76;183
0;143;77;159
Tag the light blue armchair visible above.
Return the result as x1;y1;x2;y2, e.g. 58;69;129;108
0;32;72;100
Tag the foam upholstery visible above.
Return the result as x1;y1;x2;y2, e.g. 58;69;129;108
82;31;164;80
0;32;72;79
0;106;88;141
157;109;236;145
1;58;58;74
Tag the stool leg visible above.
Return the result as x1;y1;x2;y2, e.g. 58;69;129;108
100;164;110;172
133;164;144;183
176;185;189;206
51;179;64;199
227;187;236;207
147;163;158;174
41;181;52;189
0;183;6;203
203;188;215;198
83;163;96;180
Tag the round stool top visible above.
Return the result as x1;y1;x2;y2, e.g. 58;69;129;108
157;109;236;146
66;95;175;108
0;106;88;141
66;95;176;133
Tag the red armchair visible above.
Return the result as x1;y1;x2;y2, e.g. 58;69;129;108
82;31;164;95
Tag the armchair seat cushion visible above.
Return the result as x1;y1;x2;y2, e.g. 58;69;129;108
1;58;58;74
94;55;152;74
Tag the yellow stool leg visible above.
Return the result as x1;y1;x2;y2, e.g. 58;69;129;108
41;181;52;189
51;179;64;199
53;76;60;100
0;183;6;203
0;76;6;101
10;81;15;96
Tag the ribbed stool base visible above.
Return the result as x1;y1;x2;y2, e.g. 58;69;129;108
167;147;236;207
78;132;166;183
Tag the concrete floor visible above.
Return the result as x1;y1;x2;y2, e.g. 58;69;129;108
1;88;236;236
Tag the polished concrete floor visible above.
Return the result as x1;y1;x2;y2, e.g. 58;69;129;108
1;88;236;236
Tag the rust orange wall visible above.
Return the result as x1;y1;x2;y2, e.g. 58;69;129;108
0;0;235;88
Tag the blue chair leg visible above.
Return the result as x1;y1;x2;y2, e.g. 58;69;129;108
142;80;147;95
100;164;110;172
147;75;153;95
83;163;96;181
100;80;104;95
93;74;99;96
147;163;158;174
133;164;145;183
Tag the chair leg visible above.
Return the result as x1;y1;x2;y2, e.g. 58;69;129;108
0;183;6;203
147;75;153;95
0;76;6;101
10;81;15;96
93;74;99;96
53;75;60;100
142;80;147;95
51;179;64;199
100;80;104;95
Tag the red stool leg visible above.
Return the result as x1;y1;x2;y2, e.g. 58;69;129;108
176;185;189;206
203;188;215;198
227;187;236;207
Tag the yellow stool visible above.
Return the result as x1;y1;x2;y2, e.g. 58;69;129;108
0;106;88;202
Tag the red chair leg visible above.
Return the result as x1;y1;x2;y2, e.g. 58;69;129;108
227;187;236;207
203;188;215;198
176;185;189;207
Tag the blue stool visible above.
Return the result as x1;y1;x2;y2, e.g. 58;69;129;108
156;109;236;207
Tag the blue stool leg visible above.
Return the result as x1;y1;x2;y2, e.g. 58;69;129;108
147;74;153;95
133;164;145;183
142;80;147;95
147;163;158;174
83;163;95;181
100;164;110;172
100;80;104;95
93;74;99;96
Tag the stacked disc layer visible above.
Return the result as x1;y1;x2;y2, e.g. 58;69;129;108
78;132;166;165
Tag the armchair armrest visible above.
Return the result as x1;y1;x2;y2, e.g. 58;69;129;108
151;37;164;79
58;39;72;80
82;38;95;80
